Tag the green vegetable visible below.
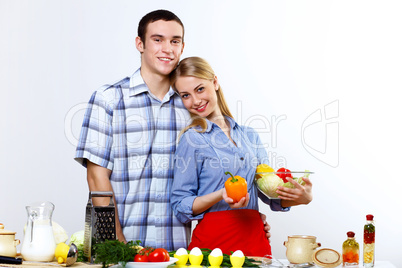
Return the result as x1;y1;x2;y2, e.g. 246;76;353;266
69;230;86;262
169;248;260;267
256;171;310;198
70;230;85;250
93;240;141;268
256;173;283;198
291;172;309;186
52;221;69;244
364;223;375;233
76;248;86;263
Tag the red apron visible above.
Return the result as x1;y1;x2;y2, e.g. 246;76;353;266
188;209;271;257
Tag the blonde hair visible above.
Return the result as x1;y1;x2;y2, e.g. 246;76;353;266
171;57;233;135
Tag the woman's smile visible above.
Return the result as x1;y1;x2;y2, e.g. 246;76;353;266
194;102;208;112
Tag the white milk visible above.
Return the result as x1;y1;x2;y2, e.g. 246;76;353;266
21;225;56;261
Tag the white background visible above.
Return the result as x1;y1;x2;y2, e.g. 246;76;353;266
1;0;401;266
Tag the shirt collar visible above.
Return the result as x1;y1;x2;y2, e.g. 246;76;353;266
129;68;176;100
203;116;238;132
129;68;148;96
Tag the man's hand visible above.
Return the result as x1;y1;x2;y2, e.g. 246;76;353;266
87;160;127;243
259;213;271;240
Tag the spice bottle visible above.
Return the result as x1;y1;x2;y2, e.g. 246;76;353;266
363;214;375;267
342;231;359;266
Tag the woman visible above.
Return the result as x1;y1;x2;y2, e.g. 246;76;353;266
170;57;312;256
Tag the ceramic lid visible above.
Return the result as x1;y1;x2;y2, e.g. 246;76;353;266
313;248;342;268
0;223;17;235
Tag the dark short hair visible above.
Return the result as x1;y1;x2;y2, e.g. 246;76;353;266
138;9;184;45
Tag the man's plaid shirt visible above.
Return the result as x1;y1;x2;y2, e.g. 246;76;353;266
75;68;191;250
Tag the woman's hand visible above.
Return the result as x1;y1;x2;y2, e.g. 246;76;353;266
259;213;271;240
222;187;250;208
276;177;313;207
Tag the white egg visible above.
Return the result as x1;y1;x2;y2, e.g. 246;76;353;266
210;248;223;257
175;247;188;256
189;247;202;256
231;250;244;257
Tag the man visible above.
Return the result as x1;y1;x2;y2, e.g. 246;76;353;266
75;9;271;251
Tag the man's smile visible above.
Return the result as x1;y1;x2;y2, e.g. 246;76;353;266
158;57;173;62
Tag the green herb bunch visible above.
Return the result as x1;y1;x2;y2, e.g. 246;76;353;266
93;240;141;268
76;248;87;262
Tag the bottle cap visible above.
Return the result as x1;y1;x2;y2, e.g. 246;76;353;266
346;231;355;237
366;214;374;220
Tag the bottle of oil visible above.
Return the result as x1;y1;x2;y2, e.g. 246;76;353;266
342;231;359;266
363;214;375;267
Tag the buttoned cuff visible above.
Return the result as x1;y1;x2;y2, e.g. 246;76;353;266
174;196;204;223
258;191;291;212
271;198;291;211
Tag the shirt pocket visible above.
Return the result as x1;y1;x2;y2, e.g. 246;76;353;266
196;151;225;190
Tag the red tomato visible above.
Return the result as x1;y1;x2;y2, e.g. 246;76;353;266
148;248;169;262
134;254;149;262
160;248;170;261
277;168;292;183
139;247;154;256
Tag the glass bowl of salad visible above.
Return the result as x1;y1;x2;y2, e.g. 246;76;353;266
254;166;313;199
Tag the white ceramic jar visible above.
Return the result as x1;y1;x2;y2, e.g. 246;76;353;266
0;223;20;257
284;235;321;264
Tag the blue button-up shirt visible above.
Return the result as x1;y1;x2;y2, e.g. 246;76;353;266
171;116;288;224
75;68;191;251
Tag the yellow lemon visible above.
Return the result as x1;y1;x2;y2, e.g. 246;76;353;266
174;253;189;267
230;256;245;268
255;164;275;179
54;242;70;264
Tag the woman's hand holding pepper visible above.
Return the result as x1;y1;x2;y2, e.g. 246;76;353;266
222;188;250;208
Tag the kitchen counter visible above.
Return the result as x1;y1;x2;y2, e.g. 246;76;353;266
0;261;396;268
0;262;102;267
265;259;396;268
116;261;396;268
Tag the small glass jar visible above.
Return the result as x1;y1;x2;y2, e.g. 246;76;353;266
342;231;359;266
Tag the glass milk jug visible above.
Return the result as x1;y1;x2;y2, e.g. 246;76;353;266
21;201;56;261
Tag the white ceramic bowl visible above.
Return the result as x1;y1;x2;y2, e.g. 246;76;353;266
117;258;178;268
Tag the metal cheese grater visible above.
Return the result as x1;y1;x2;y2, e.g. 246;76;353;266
84;191;116;263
